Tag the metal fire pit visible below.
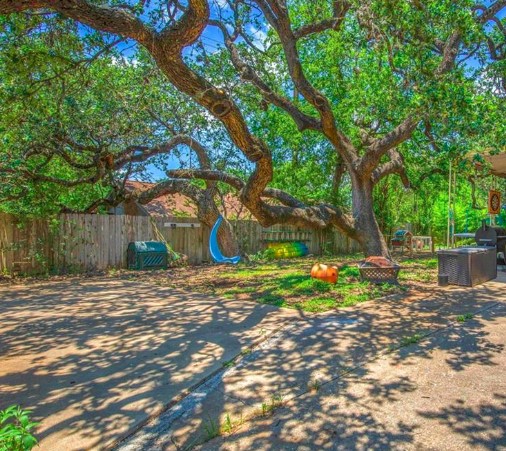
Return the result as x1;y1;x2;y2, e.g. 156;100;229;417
437;246;496;287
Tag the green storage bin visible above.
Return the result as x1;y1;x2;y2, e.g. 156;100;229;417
127;241;168;270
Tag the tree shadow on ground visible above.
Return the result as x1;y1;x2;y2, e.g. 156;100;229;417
0;279;297;450
2;278;505;450
418;394;506;449
154;283;506;450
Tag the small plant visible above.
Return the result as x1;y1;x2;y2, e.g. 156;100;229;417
309;378;321;392
271;393;284;407
222;359;235;368
221;413;234;434
260;393;284;417
400;333;423;347
457;313;474;322
0;405;38;451
248;249;275;263
241;348;252;356
107;267;118;277
203;416;220;440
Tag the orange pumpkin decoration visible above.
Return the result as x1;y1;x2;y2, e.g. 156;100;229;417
310;263;338;284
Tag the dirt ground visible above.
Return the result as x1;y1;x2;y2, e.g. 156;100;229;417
1;253;439;313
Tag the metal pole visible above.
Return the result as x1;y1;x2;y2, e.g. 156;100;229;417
447;161;452;248
452;164;456;247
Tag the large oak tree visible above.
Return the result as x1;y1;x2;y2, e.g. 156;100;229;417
1;0;505;256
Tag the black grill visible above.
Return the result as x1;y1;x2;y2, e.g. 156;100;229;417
474;221;506;253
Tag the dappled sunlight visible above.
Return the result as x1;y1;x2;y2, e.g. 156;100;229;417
190;305;504;450
143;282;506;450
0;279;297;450
2;270;505;450
418;395;506;449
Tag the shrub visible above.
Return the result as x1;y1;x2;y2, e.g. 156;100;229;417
0;405;38;451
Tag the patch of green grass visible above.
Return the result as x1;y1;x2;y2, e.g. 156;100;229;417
333;282;396;307
293;297;337;312
258;293;286;307
398;270;435;283
259;275;398;312
208;255;434;313
424;259;438;269
398;257;437;283
296;278;333;294
457;313;474;322
222;286;257;296
271;275;332;296
337;292;370;307
401;258;437;268
220;268;273;279
339;265;361;278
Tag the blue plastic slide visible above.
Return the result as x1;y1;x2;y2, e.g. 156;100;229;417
209;216;241;264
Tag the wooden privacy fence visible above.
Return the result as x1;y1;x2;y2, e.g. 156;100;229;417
0;213;361;274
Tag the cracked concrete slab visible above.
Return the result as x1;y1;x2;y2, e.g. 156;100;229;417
118;277;506;450
0;278;300;450
207;302;506;450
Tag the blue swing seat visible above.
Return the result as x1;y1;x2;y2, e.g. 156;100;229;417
209;216;241;264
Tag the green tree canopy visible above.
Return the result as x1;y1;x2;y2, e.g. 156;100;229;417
0;0;505;255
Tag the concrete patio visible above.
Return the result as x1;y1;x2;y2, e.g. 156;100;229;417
204;301;506;450
1;274;505;450
0;278;299;450
118;275;506;450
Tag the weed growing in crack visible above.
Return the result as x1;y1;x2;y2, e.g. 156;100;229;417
259;393;284;417
310;378;321;392
271;393;284;406
222;413;233;434
457;313;474;322
203;416;220;440
400;333;423;347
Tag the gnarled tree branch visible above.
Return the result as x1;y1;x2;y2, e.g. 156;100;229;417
371;149;410;188
167;168;356;235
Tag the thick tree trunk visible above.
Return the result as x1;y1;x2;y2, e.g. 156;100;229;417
350;175;391;258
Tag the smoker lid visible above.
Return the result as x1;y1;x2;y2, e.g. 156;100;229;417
475;224;498;246
438;246;492;255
